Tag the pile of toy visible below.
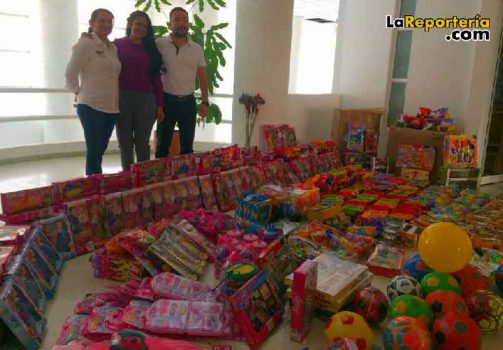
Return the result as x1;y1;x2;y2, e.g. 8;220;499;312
1;138;503;349
396;106;454;131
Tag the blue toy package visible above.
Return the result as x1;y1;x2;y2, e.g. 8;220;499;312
30;227;64;273
0;278;47;350
6;255;47;311
235;192;272;226
21;238;59;299
346;123;366;152
35;215;74;260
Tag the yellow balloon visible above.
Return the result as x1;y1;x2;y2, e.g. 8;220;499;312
418;222;472;273
324;311;373;349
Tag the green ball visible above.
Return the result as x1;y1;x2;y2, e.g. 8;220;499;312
389;294;434;329
420;272;461;296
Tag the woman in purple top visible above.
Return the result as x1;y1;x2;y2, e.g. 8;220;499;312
114;11;164;171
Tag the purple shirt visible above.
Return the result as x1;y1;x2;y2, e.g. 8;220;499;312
114;37;163;107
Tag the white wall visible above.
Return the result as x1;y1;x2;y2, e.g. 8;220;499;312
404;0;479;132
232;0;339;147
334;0;397;108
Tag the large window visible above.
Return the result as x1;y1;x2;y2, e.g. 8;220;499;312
0;0;235;150
289;0;340;95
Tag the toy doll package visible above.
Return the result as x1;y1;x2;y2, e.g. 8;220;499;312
198;175;218;211
35;215;74;259
99;171;132;194
87;196;108;245
104;193;124;237
290;259;317;343
346;123;366;152
131;159;166;187
53;176;99;205
6;255;46;312
65;198;95;256
0;279;47;350
228;270;283;348
121;189;144;230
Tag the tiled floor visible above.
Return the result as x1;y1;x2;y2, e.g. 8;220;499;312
1;155;503;349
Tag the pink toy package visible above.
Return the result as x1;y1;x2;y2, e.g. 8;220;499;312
0;185;54;215
172;179;189;213
0;206;59;225
176;220;217;261
197;175;218;211
117;229;160;277
104;193;123;237
147;183;165;222
66;199;95;256
145;299;190;334
86;196;108;244
151;272;216;301
227;168;245;195
131;159;166;188
161;181;177;218
186;301;233;337
183;176;203;210
98;171;132;195
172;154;197;179
246;166;266;191
228;270;283;348
290;259;317;343
74;292;123;315
55;314;90;346
140;187;154;226
211;172;237;212
0;225;29;251
121;300;153;330
53;176;99;205
121;190;143;230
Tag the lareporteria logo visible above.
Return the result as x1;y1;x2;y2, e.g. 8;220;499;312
386;14;491;41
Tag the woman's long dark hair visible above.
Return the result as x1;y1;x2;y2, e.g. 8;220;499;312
126;11;163;78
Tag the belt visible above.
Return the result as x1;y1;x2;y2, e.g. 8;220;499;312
165;93;194;102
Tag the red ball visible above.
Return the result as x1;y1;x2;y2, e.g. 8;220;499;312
452;265;490;298
425;290;469;319
432;311;481;350
353;287;389;324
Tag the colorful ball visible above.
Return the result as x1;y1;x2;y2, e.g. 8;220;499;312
432;311;481;350
425;290;468;319
403;254;432;282
389;295;433;329
326;338;359;350
452;265;490;298
382;316;433;350
420;272;461;296
387;274;422;301
418;222;472;273
353;287;389;324
495;264;503;294
324;311;373;350
466;290;503;332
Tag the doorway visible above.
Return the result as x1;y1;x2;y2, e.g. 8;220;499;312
482;28;503;184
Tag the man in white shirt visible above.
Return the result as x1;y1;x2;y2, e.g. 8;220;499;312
155;7;209;157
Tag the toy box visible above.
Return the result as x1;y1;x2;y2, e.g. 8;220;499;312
131;159;166;187
444;134;478;168
399;223;422;248
0;185;54;215
400;167;430;181
35;215;74;259
366;243;404;277
290;259;317;343
53;176;99;205
396;144;435;170
229;270;283;348
346;123;366;152
98;171;132;194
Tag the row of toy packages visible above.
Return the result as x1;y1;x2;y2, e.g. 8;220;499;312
180;209;236;243
0;185;59;224
131;158;171;188
262;124;297;152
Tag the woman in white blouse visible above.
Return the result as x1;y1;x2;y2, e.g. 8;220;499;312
65;8;121;175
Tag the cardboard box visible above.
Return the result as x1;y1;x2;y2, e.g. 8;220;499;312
332;108;384;151
290;260;317;343
387;127;457;183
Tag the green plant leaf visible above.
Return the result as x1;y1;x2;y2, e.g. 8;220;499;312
207;0;219;10
143;0;153;11
211;22;229;30
213;0;226;8
152;25;168;38
135;0;148;7
193;14;205;29
214;32;232;48
154;0;161;12
186;0;196;5
160;0;172;5
198;0;204;12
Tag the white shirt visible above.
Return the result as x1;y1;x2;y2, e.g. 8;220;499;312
65;33;121;114
156;35;206;96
